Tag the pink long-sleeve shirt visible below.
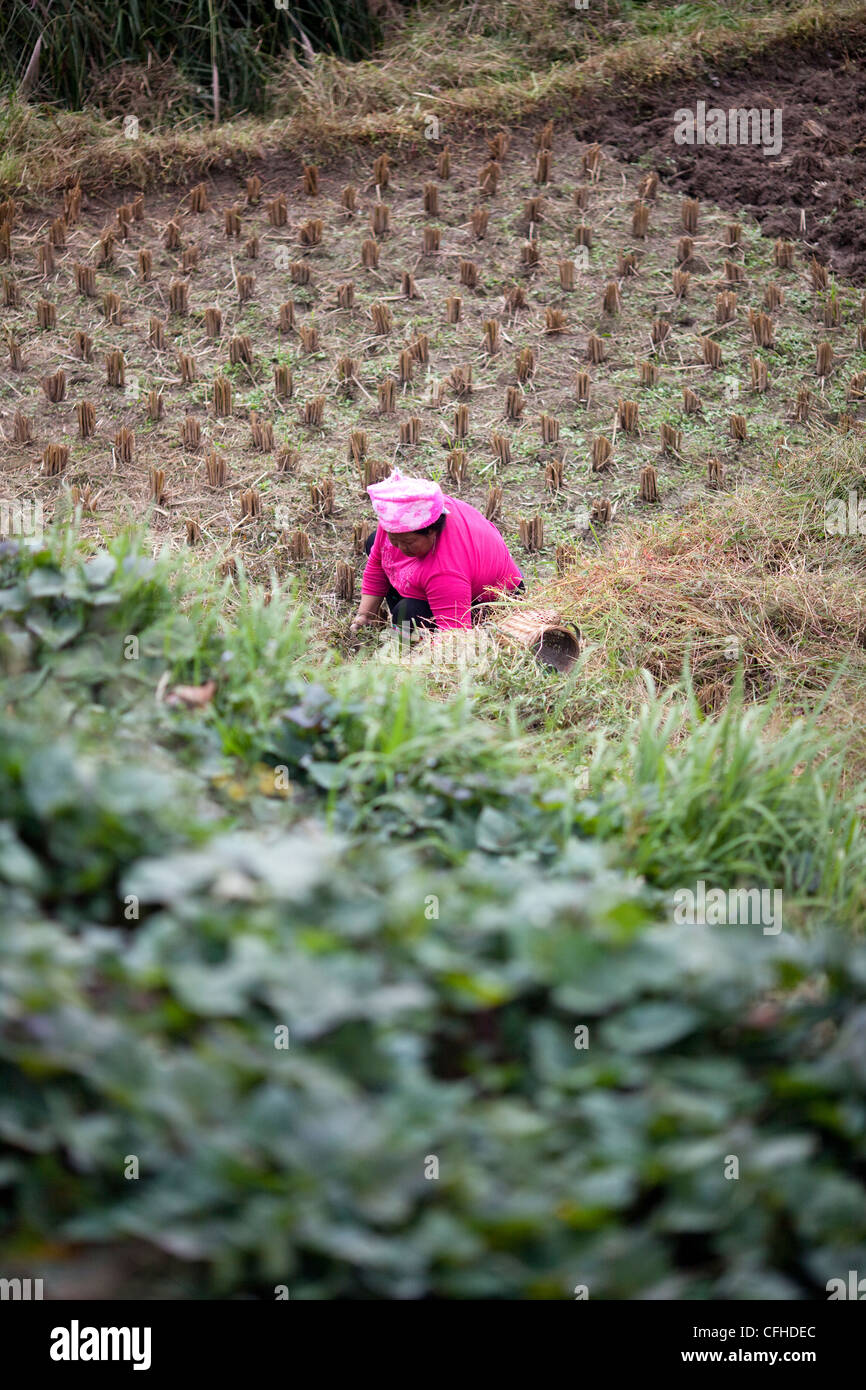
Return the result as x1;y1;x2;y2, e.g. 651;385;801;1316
362;495;523;630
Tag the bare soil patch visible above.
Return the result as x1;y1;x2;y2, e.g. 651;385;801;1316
577;50;866;283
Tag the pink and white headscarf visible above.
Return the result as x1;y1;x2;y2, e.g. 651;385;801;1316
367;468;445;533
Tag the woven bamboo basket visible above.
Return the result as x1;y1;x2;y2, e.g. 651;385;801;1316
496;607;582;673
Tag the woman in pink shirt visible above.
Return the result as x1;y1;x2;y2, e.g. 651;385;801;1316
350;469;523;633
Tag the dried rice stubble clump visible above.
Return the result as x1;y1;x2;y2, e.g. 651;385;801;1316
672;268;690;299
206;450;228;487
169;279;189;315
114;426;134;463
700;336;723;370
660;422;681;455
681;197;699;233
446;449;468;487
250;414;275;452
453;404;469;440
12;409;32;443
545;459;564;492
42;369;66;403
816;341;835;377
76;400;96;438
299;218;322;248
42;443;69;477
310;476;335;515
749;309;774;348
491;433;511;466
361;457;391;490
519;516;544;552
176;351;197;385
182;416;201;451
299;324;319;353
540;414;560;446
301;395;325;428
638;359;658;387
586;333;605;364
556;543;579;575
751;357;769;393
378;379;396;414
632;200;650;238
188;182;208;213
729;413;748;442
399;417;421;446
239;488;262;521
639;463;659;503
485;485;503;521
506;385;525;420
275;447;298;476
150;467;167;505
592;436;613;472
268;194;287;227
287;529;312;561
348;429;368;466
483;319;502;354
213;377;232;417
274;365;293;400
398;349;413;385
74;262;97;297
7;333;24;370
516;347;536;382
335;561;355;603
229;334;254;367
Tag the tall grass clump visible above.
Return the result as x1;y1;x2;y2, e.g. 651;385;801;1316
2;0;394;114
583;676;866;926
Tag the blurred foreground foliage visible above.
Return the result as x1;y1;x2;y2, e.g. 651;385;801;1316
1;533;865;1298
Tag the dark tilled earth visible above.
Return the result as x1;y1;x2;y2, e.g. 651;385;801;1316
576;51;866;282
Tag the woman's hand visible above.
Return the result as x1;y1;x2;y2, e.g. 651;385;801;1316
350;595;384;633
349;612;377;632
